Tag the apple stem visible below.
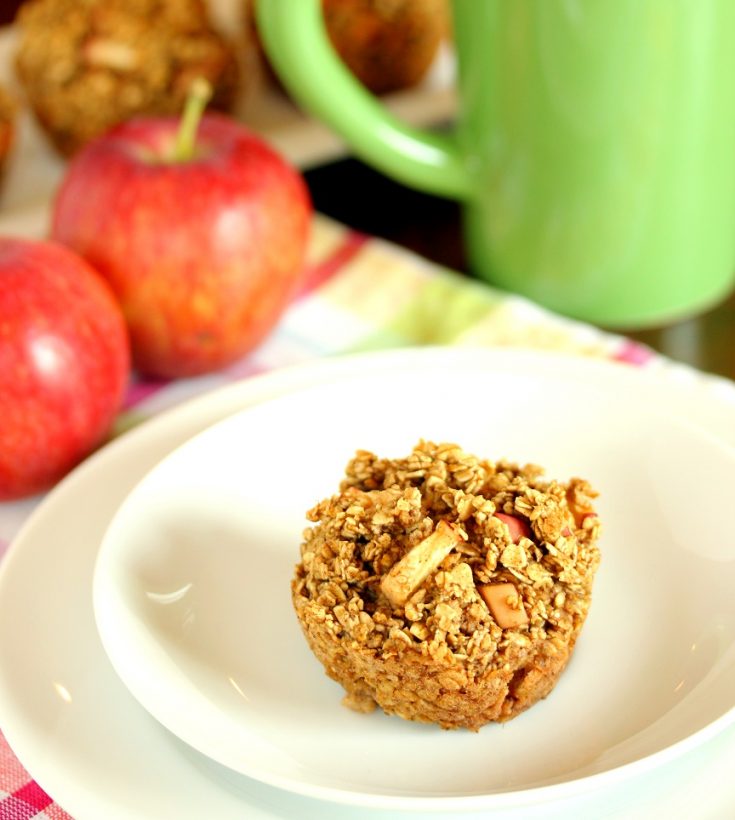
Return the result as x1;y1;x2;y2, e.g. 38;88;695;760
172;77;213;162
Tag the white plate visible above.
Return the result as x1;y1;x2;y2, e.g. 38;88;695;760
2;349;735;820
92;349;735;812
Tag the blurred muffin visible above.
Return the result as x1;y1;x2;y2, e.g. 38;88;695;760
15;0;241;156
322;0;448;94
247;0;448;95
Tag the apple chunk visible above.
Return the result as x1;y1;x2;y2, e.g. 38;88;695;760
478;582;529;629
494;512;531;544
380;520;464;608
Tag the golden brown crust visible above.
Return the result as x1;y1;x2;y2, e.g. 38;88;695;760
293;441;601;730
15;0;240;156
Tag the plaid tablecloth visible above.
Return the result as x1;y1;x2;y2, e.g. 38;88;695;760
1;213;734;819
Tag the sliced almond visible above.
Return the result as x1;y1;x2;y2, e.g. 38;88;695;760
380;520;463;609
478;582;529;629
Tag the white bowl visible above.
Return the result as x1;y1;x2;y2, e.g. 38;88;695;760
93;349;735;812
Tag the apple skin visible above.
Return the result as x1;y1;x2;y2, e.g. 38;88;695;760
494;512;531;544
0;238;130;500
51;113;312;378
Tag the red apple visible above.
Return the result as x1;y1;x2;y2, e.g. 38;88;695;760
0;238;130;500
51;83;312;378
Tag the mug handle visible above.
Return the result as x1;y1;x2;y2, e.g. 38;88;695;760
256;0;470;200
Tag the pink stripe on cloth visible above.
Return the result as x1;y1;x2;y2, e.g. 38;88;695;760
122;376;171;411
612;339;655;366
0;733;72;820
0;540;8;561
0;781;53;819
294;230;368;301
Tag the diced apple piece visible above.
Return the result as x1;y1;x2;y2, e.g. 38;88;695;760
494;512;530;544
478;582;529;629
380;520;463;608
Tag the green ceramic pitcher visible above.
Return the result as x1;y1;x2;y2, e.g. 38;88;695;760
257;0;735;327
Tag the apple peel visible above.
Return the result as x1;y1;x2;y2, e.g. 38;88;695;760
494;512;530;544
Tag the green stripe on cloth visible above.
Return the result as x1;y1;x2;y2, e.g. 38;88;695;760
348;271;502;351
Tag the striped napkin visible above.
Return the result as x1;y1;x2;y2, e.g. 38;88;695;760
1;213;733;819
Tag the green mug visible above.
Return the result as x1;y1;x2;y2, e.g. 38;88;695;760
257;0;735;328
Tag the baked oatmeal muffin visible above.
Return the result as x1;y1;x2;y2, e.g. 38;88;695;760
15;0;240;156
321;0;449;94
247;0;448;95
293;441;601;731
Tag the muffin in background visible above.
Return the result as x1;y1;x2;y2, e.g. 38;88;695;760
15;0;241;157
322;0;448;94
247;0;448;96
